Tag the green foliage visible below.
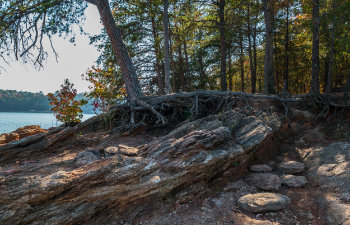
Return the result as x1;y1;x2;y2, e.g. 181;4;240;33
48;79;87;127
0;90;50;112
82;66;125;113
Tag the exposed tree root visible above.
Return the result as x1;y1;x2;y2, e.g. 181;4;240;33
104;90;350;132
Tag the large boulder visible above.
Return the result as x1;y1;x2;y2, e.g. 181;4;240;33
0;111;281;224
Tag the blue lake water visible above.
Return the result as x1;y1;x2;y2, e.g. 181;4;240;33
0;112;95;134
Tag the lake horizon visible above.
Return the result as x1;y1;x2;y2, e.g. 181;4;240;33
0;112;95;134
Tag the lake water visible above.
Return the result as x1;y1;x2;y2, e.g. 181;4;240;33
0;112;95;134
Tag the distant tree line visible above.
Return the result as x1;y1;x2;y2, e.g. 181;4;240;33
0;89;95;113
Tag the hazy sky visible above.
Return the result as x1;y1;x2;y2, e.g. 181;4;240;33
0;5;103;94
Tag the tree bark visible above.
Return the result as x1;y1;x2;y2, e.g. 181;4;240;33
247;1;255;93
283;0;289;95
219;0;227;91
163;0;171;94
184;40;191;90
228;43;233;91
263;0;275;94
326;1;336;97
239;30;245;92
93;0;143;101
169;25;176;92
311;0;320;96
198;48;208;89
344;73;350;99
253;0;258;93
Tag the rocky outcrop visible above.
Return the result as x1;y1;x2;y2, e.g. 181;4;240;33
238;193;291;213
303;142;350;225
0;110;281;224
0;125;47;145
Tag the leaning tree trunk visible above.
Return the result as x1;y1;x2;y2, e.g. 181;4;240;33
263;0;275;94
311;0;320;96
219;0;227;91
163;0;171;94
89;0;143;101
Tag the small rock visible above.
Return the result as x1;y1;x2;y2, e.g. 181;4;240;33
246;173;281;191
74;151;99;167
278;161;305;174
105;144;138;156
250;164;273;173
0;133;20;144
238;193;291;213
281;175;307;188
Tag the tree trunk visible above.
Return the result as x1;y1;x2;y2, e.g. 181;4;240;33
151;15;165;95
326;1;335;97
163;0;171;94
169;25;176;92
184;40;191;91
198;48;208;89
219;0;227;91
239;30;245;92
323;56;329;94
344;73;350;99
311;0;320;96
247;1;255;93
94;0;143;101
253;1;258;93
178;45;186;92
263;0;275;94
228;44;233;91
274;35;279;91
283;0;289;95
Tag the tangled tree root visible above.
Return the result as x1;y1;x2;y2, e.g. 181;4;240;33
106;90;307;132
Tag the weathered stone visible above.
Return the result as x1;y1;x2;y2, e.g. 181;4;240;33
13;125;47;139
0;125;47;145
281;175;307;187
278;161;305;174
0;133;20;144
250;164;273;173
0;111;281;225
235;117;273;153
245;173;281;191
74;151;100;167
105;144;138;156
238;193;291;213
303;142;350;225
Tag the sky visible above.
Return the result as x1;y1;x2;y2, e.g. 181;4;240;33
0;5;103;94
